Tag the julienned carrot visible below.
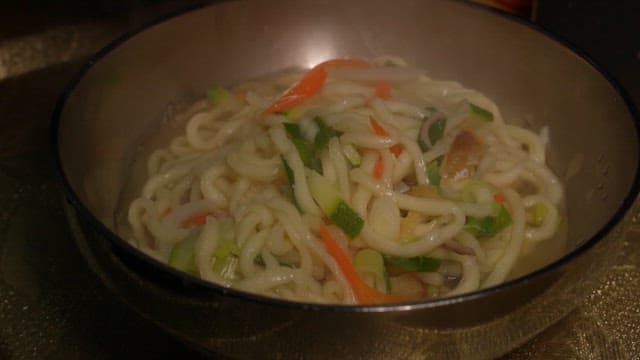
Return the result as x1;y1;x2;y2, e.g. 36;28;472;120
160;208;172;218
390;144;403;157
494;192;506;203
373;154;384;179
319;224;403;305
183;213;208;227
370;116;402;157
369;116;389;136
263;65;327;115
263;58;370;115
374;80;392;100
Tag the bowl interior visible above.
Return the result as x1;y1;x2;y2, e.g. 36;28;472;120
54;0;639;305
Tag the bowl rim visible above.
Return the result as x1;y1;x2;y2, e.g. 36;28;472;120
50;0;640;313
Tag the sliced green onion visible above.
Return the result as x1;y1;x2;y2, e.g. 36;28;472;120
308;171;364;238
354;249;388;292
469;102;494;122
283;118;340;174
281;157;301;210
526;202;548;226
342;143;361;167
418;110;447;151
168;232;199;274
459;180;497;203
384;255;441;272
329;201;364;238
426;156;443;186
428;118;446;146
313;116;342;150
284;122;317;171
212;255;238;280
207;86;230;105
464;203;512;238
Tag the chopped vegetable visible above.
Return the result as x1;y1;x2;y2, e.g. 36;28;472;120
526;202;548;226
428;118;446;146
369;116;389;137
283;117;341;173
319;225;402;304
469;102;494;122
464;203;512;238
426;156;443;186
373;154;384;179
455;100;494;124
264;66;326;115
207;86;230;105
342;143;362;166
160;207;172;218
459;180;497;203
354;248;388;292
284;122;321;172
441;130;485;183
331;202;365;239
183;212;208;227
168;232;199;274
264;58;370;115
418;109;447;151
213;238;238;260
211;218;239;280
374;80;392;100
390;144;403;156
212;255;238;280
313;116;342;150
384;255;441;272
281;157;301;210
308;171;364;238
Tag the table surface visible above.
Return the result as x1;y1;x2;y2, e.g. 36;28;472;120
0;1;639;358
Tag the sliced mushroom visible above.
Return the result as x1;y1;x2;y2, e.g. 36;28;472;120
441;130;486;183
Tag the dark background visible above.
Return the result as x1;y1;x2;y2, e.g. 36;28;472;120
0;1;638;358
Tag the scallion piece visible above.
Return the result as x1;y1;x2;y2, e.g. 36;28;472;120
464;203;512;238
383;255;441;272
207;86;230;105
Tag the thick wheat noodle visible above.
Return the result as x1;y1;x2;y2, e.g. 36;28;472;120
124;57;564;304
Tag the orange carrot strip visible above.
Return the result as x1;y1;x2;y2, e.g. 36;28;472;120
160;208;172;218
183;213;208;227
319;225;403;304
494;192;506;203
374;80;392;100
369;116;389;137
263;65;327;115
237;92;247;103
390;144;403;157
373;154;384;179
263;58;371;116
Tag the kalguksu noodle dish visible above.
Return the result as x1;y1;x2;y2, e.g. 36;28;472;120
125;57;565;305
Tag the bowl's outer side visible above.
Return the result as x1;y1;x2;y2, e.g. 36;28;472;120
55;0;640;358
66;202;631;359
